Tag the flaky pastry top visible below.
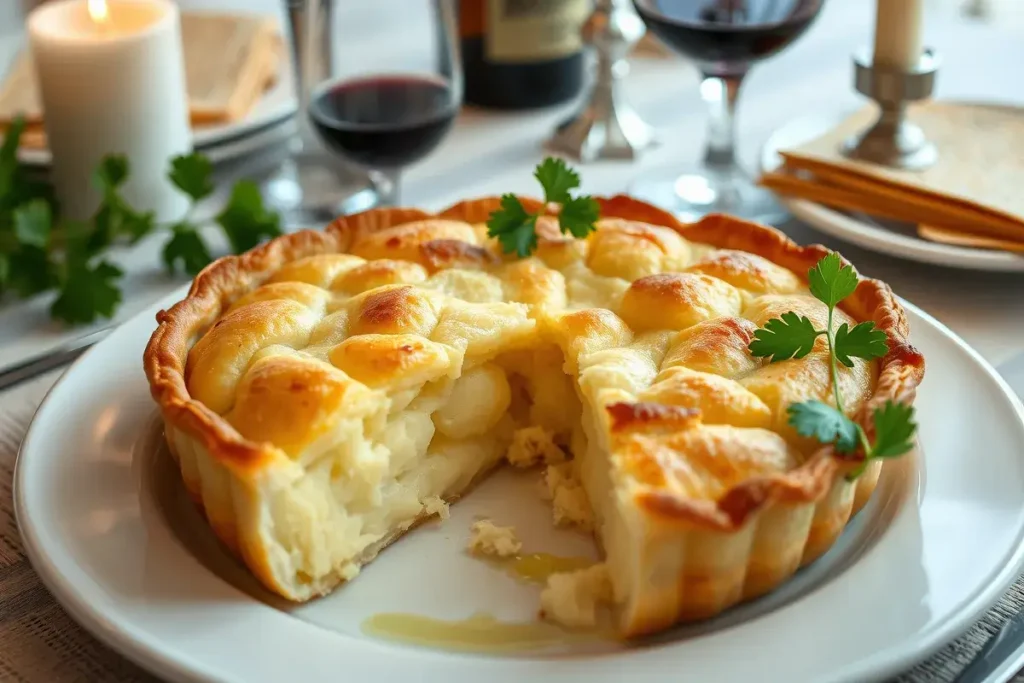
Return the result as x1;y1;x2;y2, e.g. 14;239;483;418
144;196;925;531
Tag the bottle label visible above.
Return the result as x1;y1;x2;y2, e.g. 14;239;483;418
485;0;589;63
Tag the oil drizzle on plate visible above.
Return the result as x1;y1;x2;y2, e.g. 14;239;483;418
502;552;593;583
361;553;605;652
361;612;577;652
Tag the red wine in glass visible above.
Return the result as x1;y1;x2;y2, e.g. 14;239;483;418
632;0;823;75
309;75;458;169
627;0;824;224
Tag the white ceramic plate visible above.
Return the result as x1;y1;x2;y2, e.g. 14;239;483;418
760;110;1024;272
15;291;1024;683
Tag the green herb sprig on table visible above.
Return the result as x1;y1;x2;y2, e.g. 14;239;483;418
486;157;600;257
0;115;281;325
748;252;917;479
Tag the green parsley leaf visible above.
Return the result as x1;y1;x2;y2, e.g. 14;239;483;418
0;253;8;289
169;153;215;202
124;209;156;244
808;251;858;308
7;246;56;297
787;400;861;454
747;311;821;362
833;321;889;368
89;187;156;251
533;157;580;204
61;220;96;267
486;194;539;258
0;116;25;200
12;199;52;249
216;180;282;254
163;223;213;276
870;401;917;459
50;260;123;324
0;118;54;215
88;200;122;253
94;155;129;192
558;195;600;239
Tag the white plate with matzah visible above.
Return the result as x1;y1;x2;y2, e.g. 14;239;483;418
759;111;1024;273
13;287;1024;683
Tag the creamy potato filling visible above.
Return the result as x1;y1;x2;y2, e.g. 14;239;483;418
255;342;587;590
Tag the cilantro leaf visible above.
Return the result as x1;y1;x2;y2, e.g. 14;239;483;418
787;400;861;454
558;195;600;239
833;321;889;367
163;223;213;276
808;251;858;308
749;252;917;480
870;401;917;458
484;158;599;257
748;311;821;362
533;157;579;204
486;193;539;257
94;155;129;192
50;260;123;324
216;180;281;254
7;245;56;296
12;199;51;249
169;153;214;202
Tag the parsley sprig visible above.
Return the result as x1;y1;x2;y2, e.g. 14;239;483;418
748;252;916;478
486;157;600;257
0;115;281;325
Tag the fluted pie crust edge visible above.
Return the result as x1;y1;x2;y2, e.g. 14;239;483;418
142;195;925;636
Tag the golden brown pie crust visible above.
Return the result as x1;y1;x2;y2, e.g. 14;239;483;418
143;195;925;630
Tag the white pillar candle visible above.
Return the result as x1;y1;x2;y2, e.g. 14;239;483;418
27;0;191;222
873;0;924;71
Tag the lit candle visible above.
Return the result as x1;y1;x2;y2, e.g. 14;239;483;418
27;0;191;222
872;0;924;71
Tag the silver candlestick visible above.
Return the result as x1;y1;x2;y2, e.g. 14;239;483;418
546;0;655;162
841;48;940;171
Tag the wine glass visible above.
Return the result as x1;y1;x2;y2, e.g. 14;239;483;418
305;0;462;206
256;1;381;226
629;0;825;223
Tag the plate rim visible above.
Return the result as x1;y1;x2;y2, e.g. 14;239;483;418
759;104;1024;273
13;291;1024;683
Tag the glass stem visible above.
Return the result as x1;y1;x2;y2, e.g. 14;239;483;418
700;73;744;171
285;0;322;146
373;170;402;207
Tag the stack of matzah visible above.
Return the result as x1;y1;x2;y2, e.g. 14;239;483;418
0;12;282;149
760;102;1024;253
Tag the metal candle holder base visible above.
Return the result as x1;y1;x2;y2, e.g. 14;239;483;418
546;0;655;162
841;48;940;171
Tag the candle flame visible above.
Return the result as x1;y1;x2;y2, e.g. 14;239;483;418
87;0;109;24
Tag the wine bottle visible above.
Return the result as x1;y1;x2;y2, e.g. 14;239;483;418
459;0;589;110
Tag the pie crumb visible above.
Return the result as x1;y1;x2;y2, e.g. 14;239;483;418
540;563;612;628
506;426;566;469
467;520;522;558
544;462;593;531
422;496;450;520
